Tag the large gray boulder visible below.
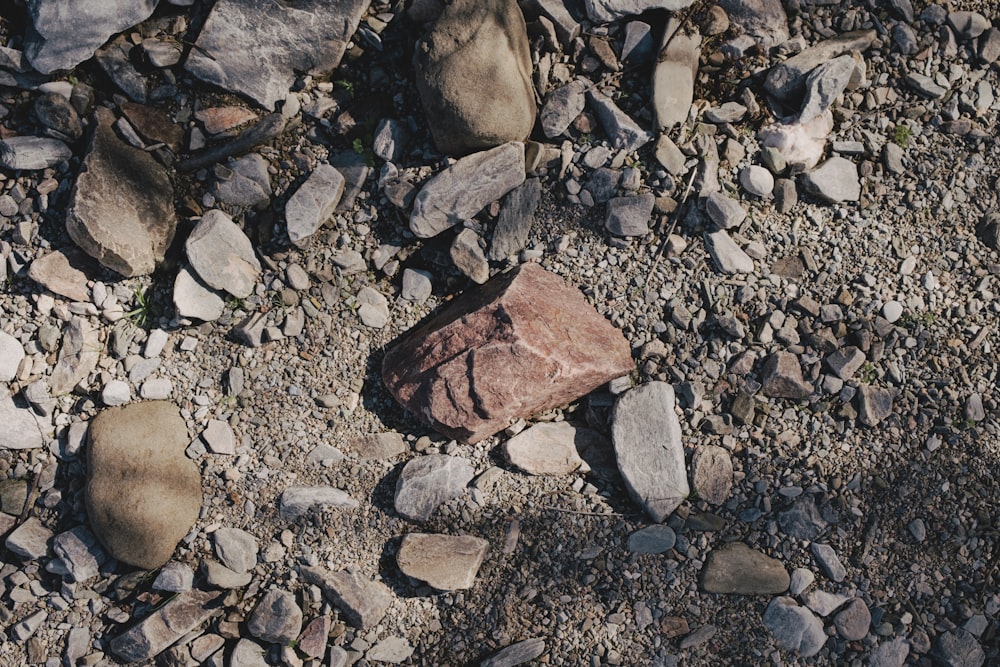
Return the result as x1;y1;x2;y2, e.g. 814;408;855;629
67;108;176;278
414;0;536;155
611;382;689;522
85;402;202;569
23;0;159;74
186;0;371;110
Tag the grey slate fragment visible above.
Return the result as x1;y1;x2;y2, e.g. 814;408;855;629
810;542;847;582
761;351;812;399
611;382;689;522
0;395;44;450
278;486;358;520
0;136;72;170
213;527;258;573
777;497;827;540
177;114;287;172
932;629;985;667
394;454;474;522
300;566;393;630
705;230;754;274
185;209;261;299
109;590;225;662
583;0;694;24
285;164;346;245
800;157;861;203
869;638;910;667
586;89;652;152
704;192;747;230
489;179;541;260
540;80;587;138
856;384;893;426
763;597;827;657
248;589;302;644
700;542;789;594
605;194;654;237
186;0;371;110
480;638;546;667
825;346;866;380
5;517;53;559
626;525;676;554
799;55;857;122
49;526;106;582
764;30;876;101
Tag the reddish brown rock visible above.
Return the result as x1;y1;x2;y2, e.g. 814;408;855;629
382;263;633;443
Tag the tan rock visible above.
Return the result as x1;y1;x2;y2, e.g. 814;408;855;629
397;533;489;590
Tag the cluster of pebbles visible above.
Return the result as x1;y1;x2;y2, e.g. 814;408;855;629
0;0;999;665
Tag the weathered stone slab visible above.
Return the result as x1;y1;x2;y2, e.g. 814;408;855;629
49;317;100;395
109;590;225;662
653;18;701;130
0;395;44;450
278;486;358;521
583;0;694;23
396;533;489;590
185;0;371;110
300;566;393;630
27;248;93;302
86;402;202;569
66;108;176;277
763;597;827;657
410;142;525;238
503;422;603;475
285;163;345;245
185;209;261;299
611;382;689;522
382;263;633;443
394;455;474;522
765;30;876;101
701;542;789;594
0;136;72;170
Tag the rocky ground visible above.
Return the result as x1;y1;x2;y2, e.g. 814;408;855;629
1;0;999;665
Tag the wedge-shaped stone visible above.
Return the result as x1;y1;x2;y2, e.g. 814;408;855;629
185;209;261;299
611;382;689;522
409;142;525;238
109;590;224;662
67;108;176;277
0;395;43;450
504;422;605;475
300;566;393;630
382;263;633;443
701;542;789;594
86;402;202;569
397;533;489;590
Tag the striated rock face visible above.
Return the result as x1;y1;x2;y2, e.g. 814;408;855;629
413;0;535;155
382;264;632;443
66;108;176;278
85;402;202;569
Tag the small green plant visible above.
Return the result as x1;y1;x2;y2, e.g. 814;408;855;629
351;137;375;167
334;78;355;97
125;288;153;327
898;311;936;330
859;362;877;384
891;124;912;148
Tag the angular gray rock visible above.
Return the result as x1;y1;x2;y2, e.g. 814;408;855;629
480;638;547;667
357;286;390;329
762;351;812;399
653;18;701;130
826;346;866;380
5;516;53;559
932;629;985;667
211;154;271;209
49;525;106;582
349;432;407;460
789;567;815;596
86;402;202;569
765;30;876;101
691;445;733;505
300;566;393;630
811;542;847;582
800;156;861;203
503;422;604;475
285;164;345;245
0;331;24;383
626;525;676;554
410;142;525;238
803;589;850;617
584;0;694;23
763;597;827;657
23;0;159;74
414;0;535;155
213;527;258;574
611;382;689;522
397;533;489;590
401;269;433;304
605;194;654;237
0;395;44;450
451;229;491;284
248;589;302;644
857;384;894;426
948;11;990;40
489;178;541;260
26;248;92;302
186;0;370;110
540;80;587;138
278;486;358;521
587;89;652;152
372;119;410;163
869;638;910;667
705;230;754;274
739;165;774;197
185;209;261;299
67;108;176;277
49;317;100;395
704;192;746;230
367;637;414;663
718;0;789;50
700;542;789;594
173;266;226;322
229;639;268;667
799;55;857;122
0;136;72;170
777;497;828;540
394;454;474;522
109;590;225;662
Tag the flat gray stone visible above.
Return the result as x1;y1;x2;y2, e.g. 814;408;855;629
100;379;130;406
504;422;605;475
489;178;541;260
367;637;414;663
605;194;654;237
701;542;789;594
278;486;358;521
401;269;433;304
691;445;733;505
800;157;860;203
372;119;410;163
153;563;194;592
211;154;271;208
789;567;815;595
611;382;689;522
705;230;754;274
763;597;826;657
410;142;525;238
451;229;490;284
213;527;258;573
869;638;910;667
357;286;390;328
811;542;847;582
397;533;489;590
248;589;302;644
27;248;92;302
349;432;407;460
185;209;261;299
49;525;106;582
777;497;827;540
948;11;990;40
109;590;225;662
173;266;226;322
739;165;774;197
540;80;587;138
394;454;474;522
5;516;53;559
799;55;857;122
23;0;159;74
933;629;985;667
704;192;746;230
229;639;268;667
67;108;176;277
826;346;866;380
857;384;893;426
0;135;72;170
480;638;546;667
285;164;345;245
762;351;812;399
185;0;370;110
718;0;789;49
204;560;251;589
202;419;236;455
0;331;25;383
626;525;676;554
300;566;393;630
50;317;100;395
652;18;700;130
765;30;876;101
586;89;652;152
803;589;850;617
583;0;694;23
906;72;948;99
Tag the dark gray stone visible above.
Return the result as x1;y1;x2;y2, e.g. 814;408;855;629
857;384;893;426
540;80;587;138
0;135;72;172
825;346;866;380
834;598;871;640
626;525;676;554
761;351;812;399
764;30;876;101
248;589;302;644
810;542;846;582
932;629;985;667
489;178;541;260
587;89;652;152
605;194;654;237
480;638;546;667
700;542;789;594
185;209;261;299
109;590;225;662
300;566;393;630
763;597;826;657
777;497;827;540
717;0;789;49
